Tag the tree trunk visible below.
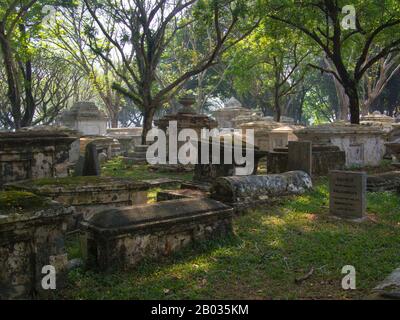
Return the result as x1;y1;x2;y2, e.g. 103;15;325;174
324;57;349;121
106;102;119;128
21;60;36;127
346;84;360;124
274;85;281;122
141;106;156;145
111;115;118;128
296;87;306;124
0;30;22;129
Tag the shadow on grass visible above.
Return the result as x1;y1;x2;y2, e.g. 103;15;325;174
60;180;400;300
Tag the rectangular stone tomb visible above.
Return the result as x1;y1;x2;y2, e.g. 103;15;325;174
81;198;233;271
211;171;313;208
367;171;400;192
0;192;74;299
0;127;78;186
329;171;366;219
267;144;346;176
5;177;152;229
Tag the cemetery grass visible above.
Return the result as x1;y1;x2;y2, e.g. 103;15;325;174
102;157;194;181
61;179;400;300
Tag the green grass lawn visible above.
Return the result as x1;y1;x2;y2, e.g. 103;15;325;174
59;176;400;300
102;157;194;181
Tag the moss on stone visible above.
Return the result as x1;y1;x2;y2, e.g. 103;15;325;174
25;176;114;187
0;191;48;213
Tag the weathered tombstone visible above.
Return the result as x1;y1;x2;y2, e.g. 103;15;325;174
74;155;85;176
82;142;100;176
288;141;312;176
329;171;367;219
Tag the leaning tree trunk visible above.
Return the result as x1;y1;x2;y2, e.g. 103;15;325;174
141;106;156;145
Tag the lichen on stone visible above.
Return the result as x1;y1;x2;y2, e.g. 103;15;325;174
0;191;49;214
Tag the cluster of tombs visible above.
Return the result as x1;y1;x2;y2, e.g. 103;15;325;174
2;97;400;299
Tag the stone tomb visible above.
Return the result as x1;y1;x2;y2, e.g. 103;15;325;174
193;134;268;183
239;120;303;152
288;141;312;176
107;127;143;156
295;123;387;167
211;171;313;209
212;97;253;128
5;177;152;230
361;111;396;134
329;171;366;219
367;171;400;192
59;101;108;136
267;144;346;176
125;144;151;165
154;95;218;157
0;126;78;186
157;188;208;202
81;198;233;271
0;192;74;299
70;136;122;175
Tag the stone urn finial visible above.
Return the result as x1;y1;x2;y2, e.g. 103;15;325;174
178;94;196;114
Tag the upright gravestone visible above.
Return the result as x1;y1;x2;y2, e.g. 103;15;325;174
329;171;366;219
82;142;101;176
288;141;312;176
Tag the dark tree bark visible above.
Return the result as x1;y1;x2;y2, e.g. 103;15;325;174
274;83;281;122
0;28;22;129
0;0;39;129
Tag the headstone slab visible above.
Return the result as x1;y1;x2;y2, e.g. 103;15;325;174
288;141;312;176
82;142;101;176
329;171;367;219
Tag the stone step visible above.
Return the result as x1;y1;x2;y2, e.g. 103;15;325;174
134;145;149;153
127;151;147;158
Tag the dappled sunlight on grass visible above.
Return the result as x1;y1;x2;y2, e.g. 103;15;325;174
61;176;400;300
261;216;286;227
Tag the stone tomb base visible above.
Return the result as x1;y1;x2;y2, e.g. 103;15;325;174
0;193;74;299
0;127;78;186
267;144;345;176
5;177;152;230
211;171;313;209
367;171;400;192
157;188;208;201
81;198;233;271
